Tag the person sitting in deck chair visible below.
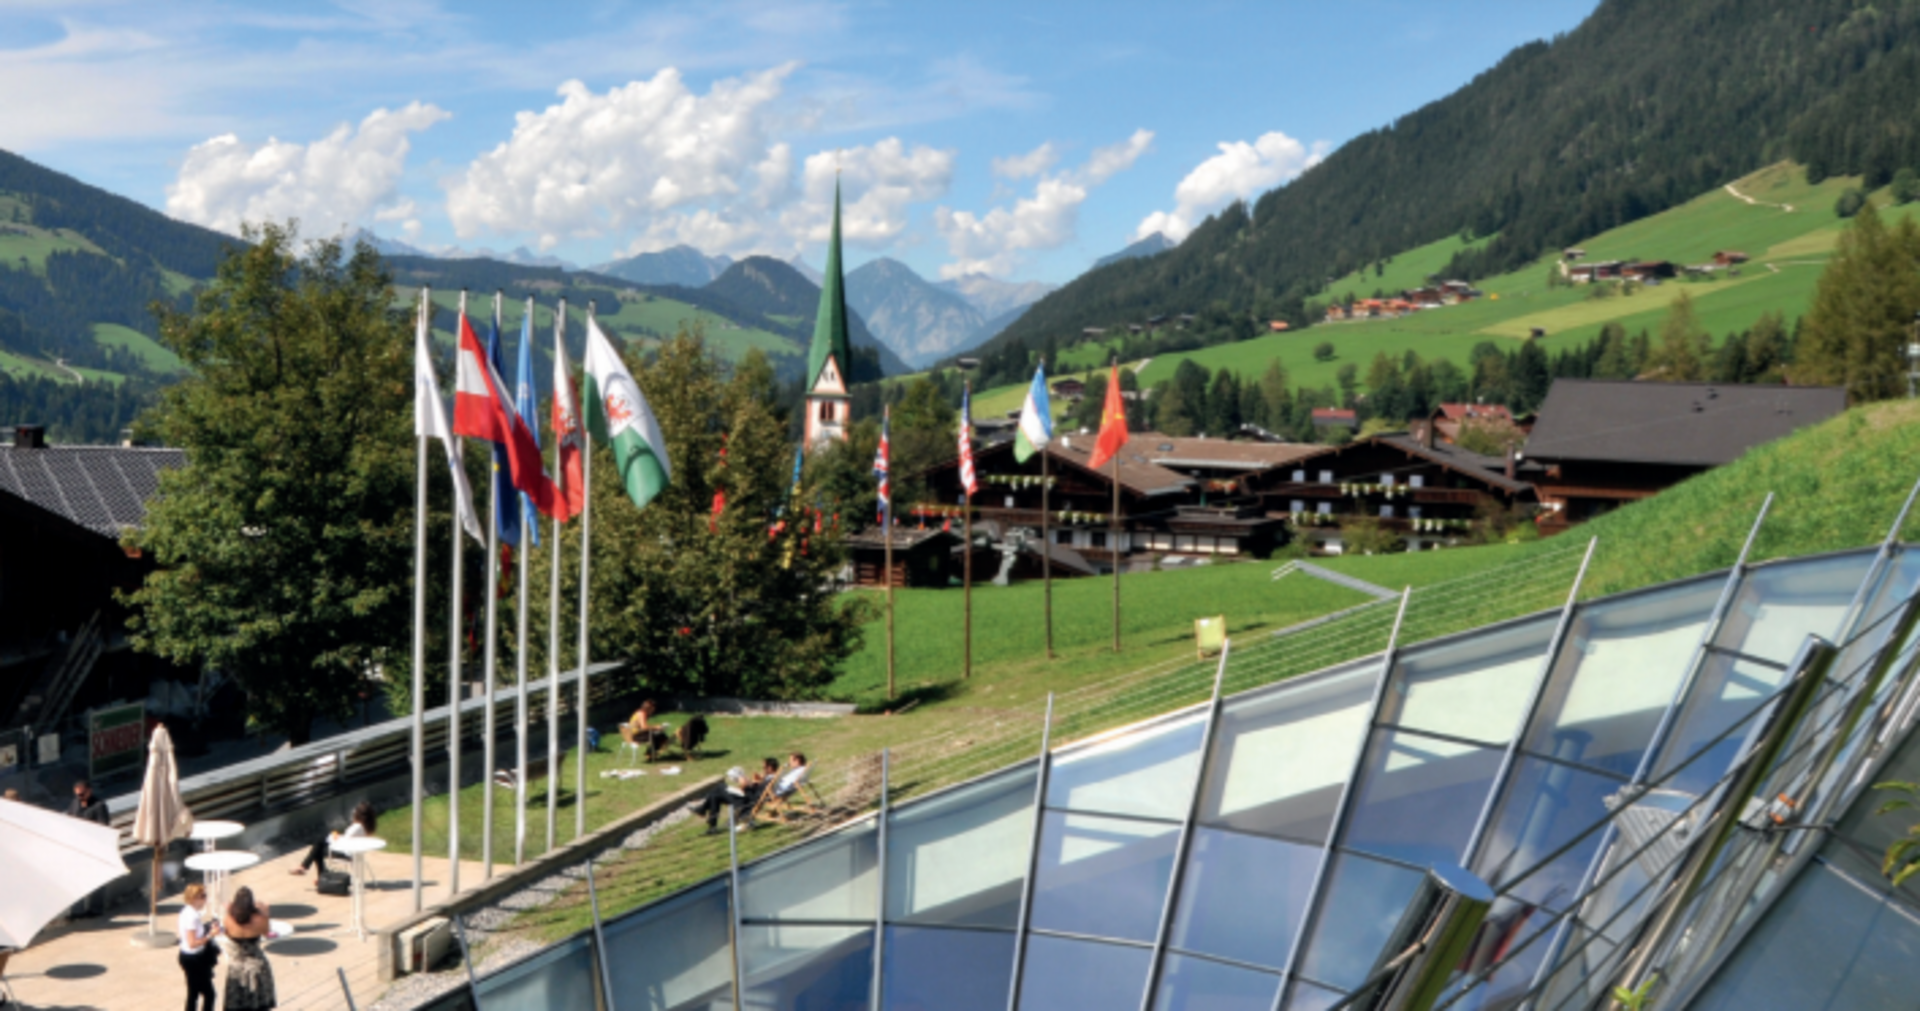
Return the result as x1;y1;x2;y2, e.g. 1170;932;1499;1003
692;764;770;835
753;753;813;822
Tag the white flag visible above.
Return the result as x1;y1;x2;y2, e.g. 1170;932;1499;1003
415;297;485;544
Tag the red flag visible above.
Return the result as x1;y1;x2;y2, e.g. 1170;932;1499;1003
1087;362;1130;470
550;320;586;521
452;313;559;515
710;488;726;533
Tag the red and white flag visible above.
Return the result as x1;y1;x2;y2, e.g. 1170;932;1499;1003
451;309;558;516
550;313;586;522
413;293;484;544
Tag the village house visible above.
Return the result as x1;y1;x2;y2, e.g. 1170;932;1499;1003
1244;430;1538;553
1428;402;1521;444
1050;377;1087;401
1522;379;1846;534
844;528;962;588
1311;407;1357;431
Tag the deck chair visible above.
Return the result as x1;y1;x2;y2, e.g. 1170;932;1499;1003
616;723;647;766
750;764;822;824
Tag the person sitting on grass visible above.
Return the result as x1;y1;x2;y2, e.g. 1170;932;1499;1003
292;800;375;885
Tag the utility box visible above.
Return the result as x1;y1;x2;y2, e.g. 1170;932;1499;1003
397;917;452;974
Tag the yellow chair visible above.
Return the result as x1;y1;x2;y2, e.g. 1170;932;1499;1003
1195;615;1226;658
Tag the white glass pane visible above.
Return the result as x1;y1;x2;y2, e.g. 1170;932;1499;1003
601;880;734;1011
881;926;1014;1011
740;820;878;923
1649;651;1789;798
1017;934;1152;1011
1689;860;1920;1011
1382;617;1555;745
1523;578;1723;777
1296;852;1428;991
1282;980;1346;1011
1030;811;1178;943
1170;828;1319;970
739;924;872;1011
475;934;598;1011
1047;711;1208;821
1471;756;1624;918
1715;553;1873;664
1343;728;1503;868
1151;953;1280;1011
887;766;1036;928
1199;661;1380;844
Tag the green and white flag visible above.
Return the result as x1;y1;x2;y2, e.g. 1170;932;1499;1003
583;317;671;508
1014;363;1053;463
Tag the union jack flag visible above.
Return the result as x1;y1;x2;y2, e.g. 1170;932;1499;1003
873;406;891;524
959;384;978;496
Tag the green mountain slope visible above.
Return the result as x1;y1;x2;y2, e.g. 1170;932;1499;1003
986;0;1920;369
707;257;910;377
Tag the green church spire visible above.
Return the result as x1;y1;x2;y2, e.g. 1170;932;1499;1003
806;179;852;391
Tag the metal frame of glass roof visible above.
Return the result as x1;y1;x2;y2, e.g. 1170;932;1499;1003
411;485;1920;1011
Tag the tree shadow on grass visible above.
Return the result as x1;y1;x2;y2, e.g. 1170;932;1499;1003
853;680;962;715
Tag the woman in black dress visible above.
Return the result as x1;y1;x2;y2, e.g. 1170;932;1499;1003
222;886;277;1010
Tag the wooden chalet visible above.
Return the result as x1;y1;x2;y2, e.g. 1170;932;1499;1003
1311;408;1357;431
1246;431;1539;553
845;528;961;588
1522;380;1846;534
919;433;1312;572
1428;403;1520;444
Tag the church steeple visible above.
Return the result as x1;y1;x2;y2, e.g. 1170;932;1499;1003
804;179;853;446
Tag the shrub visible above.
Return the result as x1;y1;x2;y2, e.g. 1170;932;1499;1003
1339;517;1404;555
1313;341;1336;362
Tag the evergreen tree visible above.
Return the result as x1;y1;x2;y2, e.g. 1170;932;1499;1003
1512;339;1552;410
1798;203;1920;401
1593;322;1636;379
1652;291;1712;381
1205;368;1240;435
1154;381;1197;436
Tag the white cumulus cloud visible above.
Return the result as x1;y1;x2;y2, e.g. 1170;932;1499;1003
936;129;1153;279
991;142;1057;180
447;65;954;259
1136;130;1327;242
166;101;449;238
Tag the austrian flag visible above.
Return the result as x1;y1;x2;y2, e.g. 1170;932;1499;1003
451;310;559;516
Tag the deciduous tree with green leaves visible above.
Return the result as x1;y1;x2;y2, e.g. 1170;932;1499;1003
1798;203;1920;402
123;225;413;744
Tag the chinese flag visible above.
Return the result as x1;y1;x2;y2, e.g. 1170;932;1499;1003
1087;362;1130;469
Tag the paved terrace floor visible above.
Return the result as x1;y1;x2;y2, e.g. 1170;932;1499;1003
7;848;483;1010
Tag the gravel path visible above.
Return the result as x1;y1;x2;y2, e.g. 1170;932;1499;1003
370;808;695;1010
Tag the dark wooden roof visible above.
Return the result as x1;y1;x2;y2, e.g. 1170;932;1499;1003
1523;380;1846;467
0;445;184;538
844;528;959;551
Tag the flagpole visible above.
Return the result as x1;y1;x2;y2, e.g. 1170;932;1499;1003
575;302;597;841
481;290;501;881
448;290;469;895
410;287;430;913
1111;360;1122;653
883;406;895;701
514;296;533;867
1042;431;1053;661
963;381;973;681
546;297;565;854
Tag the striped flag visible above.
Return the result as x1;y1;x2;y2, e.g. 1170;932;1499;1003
958;385;978;496
873;406;891;524
1014;363;1052;463
451;308;557;525
412;294;483;544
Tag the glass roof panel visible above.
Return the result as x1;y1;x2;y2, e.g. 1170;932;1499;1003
1198;661;1380;844
1648;651;1790;798
1281;979;1346;1011
473;933;598;1011
1522;578;1723;777
1016;934;1153;1011
881;925;1014;1011
739;924;873;1010
1713;553;1873;664
1029;810;1178;943
1169;827;1319;970
1295;851;1428;992
1472;756;1624;917
1150;952;1280;1011
1047;710;1208;821
739;819;878;923
1380;616;1557;746
1343;727;1504;868
887;765;1036;928
1688;860;1920;1011
600;879;734;1011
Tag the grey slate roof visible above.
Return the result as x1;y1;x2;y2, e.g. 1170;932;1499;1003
1523;380;1847;467
0;446;184;538
1368;433;1537;495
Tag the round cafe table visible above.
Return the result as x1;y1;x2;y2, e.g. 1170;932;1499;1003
188;820;246;852
329;836;387;941
184;849;260;919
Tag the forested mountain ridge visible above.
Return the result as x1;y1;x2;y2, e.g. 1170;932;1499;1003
706;256;910;377
991;0;1920;357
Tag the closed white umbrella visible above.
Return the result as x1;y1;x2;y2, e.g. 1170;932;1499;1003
131;723;193;946
0;795;129;949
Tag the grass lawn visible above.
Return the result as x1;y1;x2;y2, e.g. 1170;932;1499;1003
93;322;183;372
1316;541;1534;589
0;225;106;273
1324;233;1493;304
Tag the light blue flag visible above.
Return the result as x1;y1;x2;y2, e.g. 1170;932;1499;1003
514;307;541;548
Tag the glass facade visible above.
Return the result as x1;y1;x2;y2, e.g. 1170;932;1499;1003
447;545;1920;1011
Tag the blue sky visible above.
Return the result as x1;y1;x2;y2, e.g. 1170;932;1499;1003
0;0;1600;284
